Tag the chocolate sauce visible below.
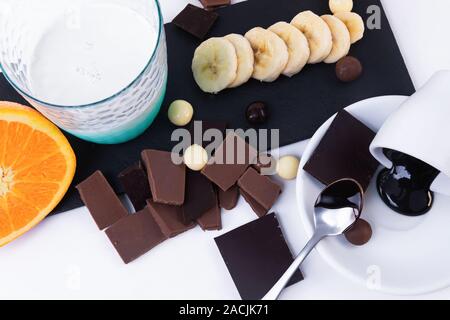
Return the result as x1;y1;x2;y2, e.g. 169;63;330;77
316;179;362;210
376;149;440;216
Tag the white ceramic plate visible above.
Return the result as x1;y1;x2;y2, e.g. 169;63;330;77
296;95;450;296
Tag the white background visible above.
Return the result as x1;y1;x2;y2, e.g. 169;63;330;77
1;0;450;300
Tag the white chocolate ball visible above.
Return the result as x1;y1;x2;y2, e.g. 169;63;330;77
276;156;300;180
183;144;208;171
168;100;194;126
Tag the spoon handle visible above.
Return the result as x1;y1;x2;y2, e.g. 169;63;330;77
262;233;325;300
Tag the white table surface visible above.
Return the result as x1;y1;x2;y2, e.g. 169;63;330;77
1;0;450;300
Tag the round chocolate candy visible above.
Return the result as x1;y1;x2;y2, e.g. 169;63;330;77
246;101;269;124
344;218;372;246
168;100;194;126
336;56;363;82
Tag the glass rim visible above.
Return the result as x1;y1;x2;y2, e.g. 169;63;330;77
0;0;164;109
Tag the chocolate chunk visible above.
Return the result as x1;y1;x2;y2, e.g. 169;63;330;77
239;188;267;217
76;171;128;230
197;195;222;231
344;219;372;246
336;56;363;82
141;150;186;205
105;207;167;264
172;4;218;40
218;185;239;210
182;170;216;223
237;168;282;217
189;120;227;152
246;101;269;125
118;162;151;211
214;213;303;300
199;0;231;9
303;110;379;191
202;132;258;191
147;199;195;238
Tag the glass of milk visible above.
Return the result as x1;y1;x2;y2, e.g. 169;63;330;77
0;0;167;144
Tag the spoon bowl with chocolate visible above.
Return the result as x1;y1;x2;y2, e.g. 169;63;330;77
263;178;363;300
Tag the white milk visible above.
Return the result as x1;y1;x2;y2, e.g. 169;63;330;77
29;3;157;106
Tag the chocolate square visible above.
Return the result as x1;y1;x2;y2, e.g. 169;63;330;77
303;110;379;191
202;132;258;191
237;168;282;217
118;162;151;211
218;185;239;210
76;171;128;230
141;150;186;205
147;199;195;238
182;170;217;223
214;213;303;300
172;4;218;40
105;207;167;264
199;0;231;10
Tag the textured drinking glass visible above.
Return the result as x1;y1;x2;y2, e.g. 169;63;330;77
0;0;167;144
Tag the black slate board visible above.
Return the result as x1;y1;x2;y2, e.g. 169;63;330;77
0;0;414;214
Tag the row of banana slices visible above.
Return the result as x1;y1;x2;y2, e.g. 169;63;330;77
192;9;364;93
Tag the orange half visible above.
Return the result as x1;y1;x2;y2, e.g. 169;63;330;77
0;101;76;246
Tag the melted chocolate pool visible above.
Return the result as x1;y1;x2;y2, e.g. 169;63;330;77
377;149;440;216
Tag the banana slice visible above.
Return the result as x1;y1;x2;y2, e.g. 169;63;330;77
334;12;365;44
329;0;353;14
268;21;310;77
192;37;238;93
224;34;254;88
244;27;289;82
321;15;351;64
291;11;333;64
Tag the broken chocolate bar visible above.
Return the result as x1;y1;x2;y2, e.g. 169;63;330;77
214;213;303;300
183;170;217;223
202;132;257;191
237;167;282;217
197;197;222;231
303;110;379;191
199;0;231;10
105;207;167;264
218;185;239;210
147;199;195;238
141;149;186;205
76;171;128;230
118;162;151;211
172;4;218;40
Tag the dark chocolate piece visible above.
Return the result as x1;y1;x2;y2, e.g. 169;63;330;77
197;197;222;231
218;185;239;210
246;101;269;125
214;213;303;300
105;207;167;264
141;149;186;205
76;171;128;230
189;120;227;152
336;56;363;82
200;0;231;9
303;110;379;191
118;162;151;211
237;168;282;217
172;4;218;40
183;170;217;223
344;219;373;246
147;199;195;238
202;132;258;191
